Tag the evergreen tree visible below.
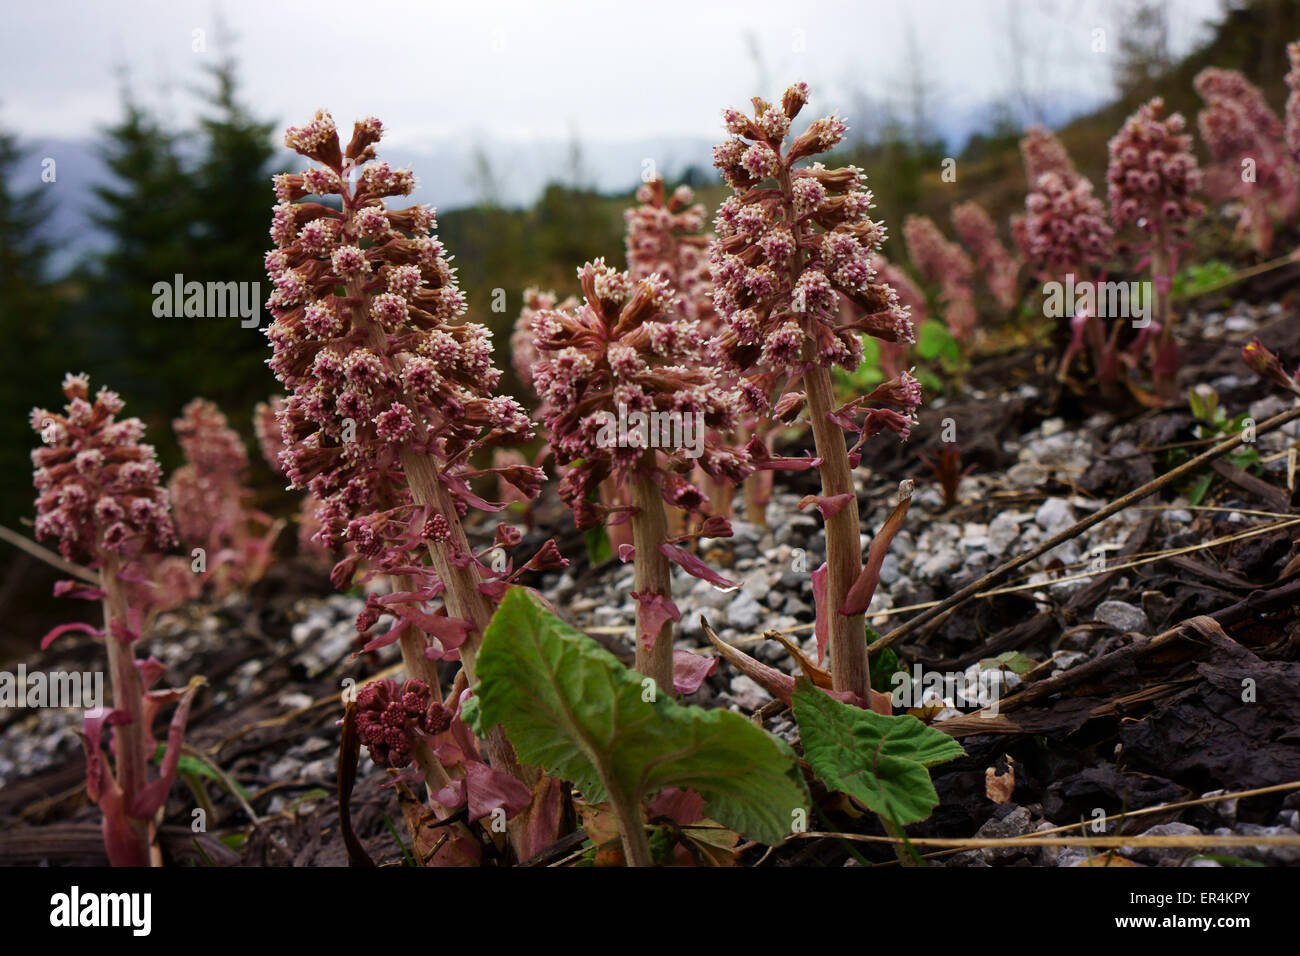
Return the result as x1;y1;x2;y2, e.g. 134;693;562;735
187;52;278;430
0;119;60;522
87;92;198;425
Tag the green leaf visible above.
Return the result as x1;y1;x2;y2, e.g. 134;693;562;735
1186;471;1214;507
868;644;903;694
792;679;964;826
979;651;1037;677
585;525;614;566
476;588;809;847
459;691;484;737
155;743;250;799
917;319;959;363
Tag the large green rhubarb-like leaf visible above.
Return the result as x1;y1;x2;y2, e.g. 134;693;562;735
475;588;809;849
792;679;965;826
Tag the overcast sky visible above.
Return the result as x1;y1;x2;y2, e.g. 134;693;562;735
4;0;1226;147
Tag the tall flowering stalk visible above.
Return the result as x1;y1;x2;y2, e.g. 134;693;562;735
902;214;978;342
624;177;712;318
950;200;1021;311
1195;68;1298;253
31;375;199;866
624;175;775;525
265;113;563;852
708;82;919;700
1017;127;1115;383
1107;98;1204;400
531;259;747;690
170;398;279;593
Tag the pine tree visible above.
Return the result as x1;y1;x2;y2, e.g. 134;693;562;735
187;53;278;431
0;119;61;522
87;92;198;422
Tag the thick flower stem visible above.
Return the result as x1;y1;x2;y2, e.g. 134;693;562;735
400;450;530;786
608;785;654;867
347;274;526;785
774;157;869;700
99;556;152;864
630;472;675;694
804;364;869;699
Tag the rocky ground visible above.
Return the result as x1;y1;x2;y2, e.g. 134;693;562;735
2;297;1299;866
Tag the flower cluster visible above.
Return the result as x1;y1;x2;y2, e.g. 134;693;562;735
708;83;913;386
1195;68;1299;251
354;678;453;769
624;177;714;326
950;200;1021;311
31;374;174;563
1017;125;1113;278
902;214;978;341
1020;171;1113;277
265;111;540;570
31;374;199;867
532;259;749;527
1106;98;1204;242
171;401;251;537
1020;126;1077;187
511;287;577;394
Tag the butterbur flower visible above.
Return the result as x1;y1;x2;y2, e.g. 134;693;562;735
1020;171;1113;277
1107;98;1204;239
902;214;977;342
708;83;920;701
267;113;560;809
624;177;715;326
1195;68;1299;253
1019;126;1077;187
532;259;748;689
354;678;453;769
31;374;174;563
1108;98;1205;398
511;288;560;393
31;375;197;867
169;398;276;594
950;201;1021;312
